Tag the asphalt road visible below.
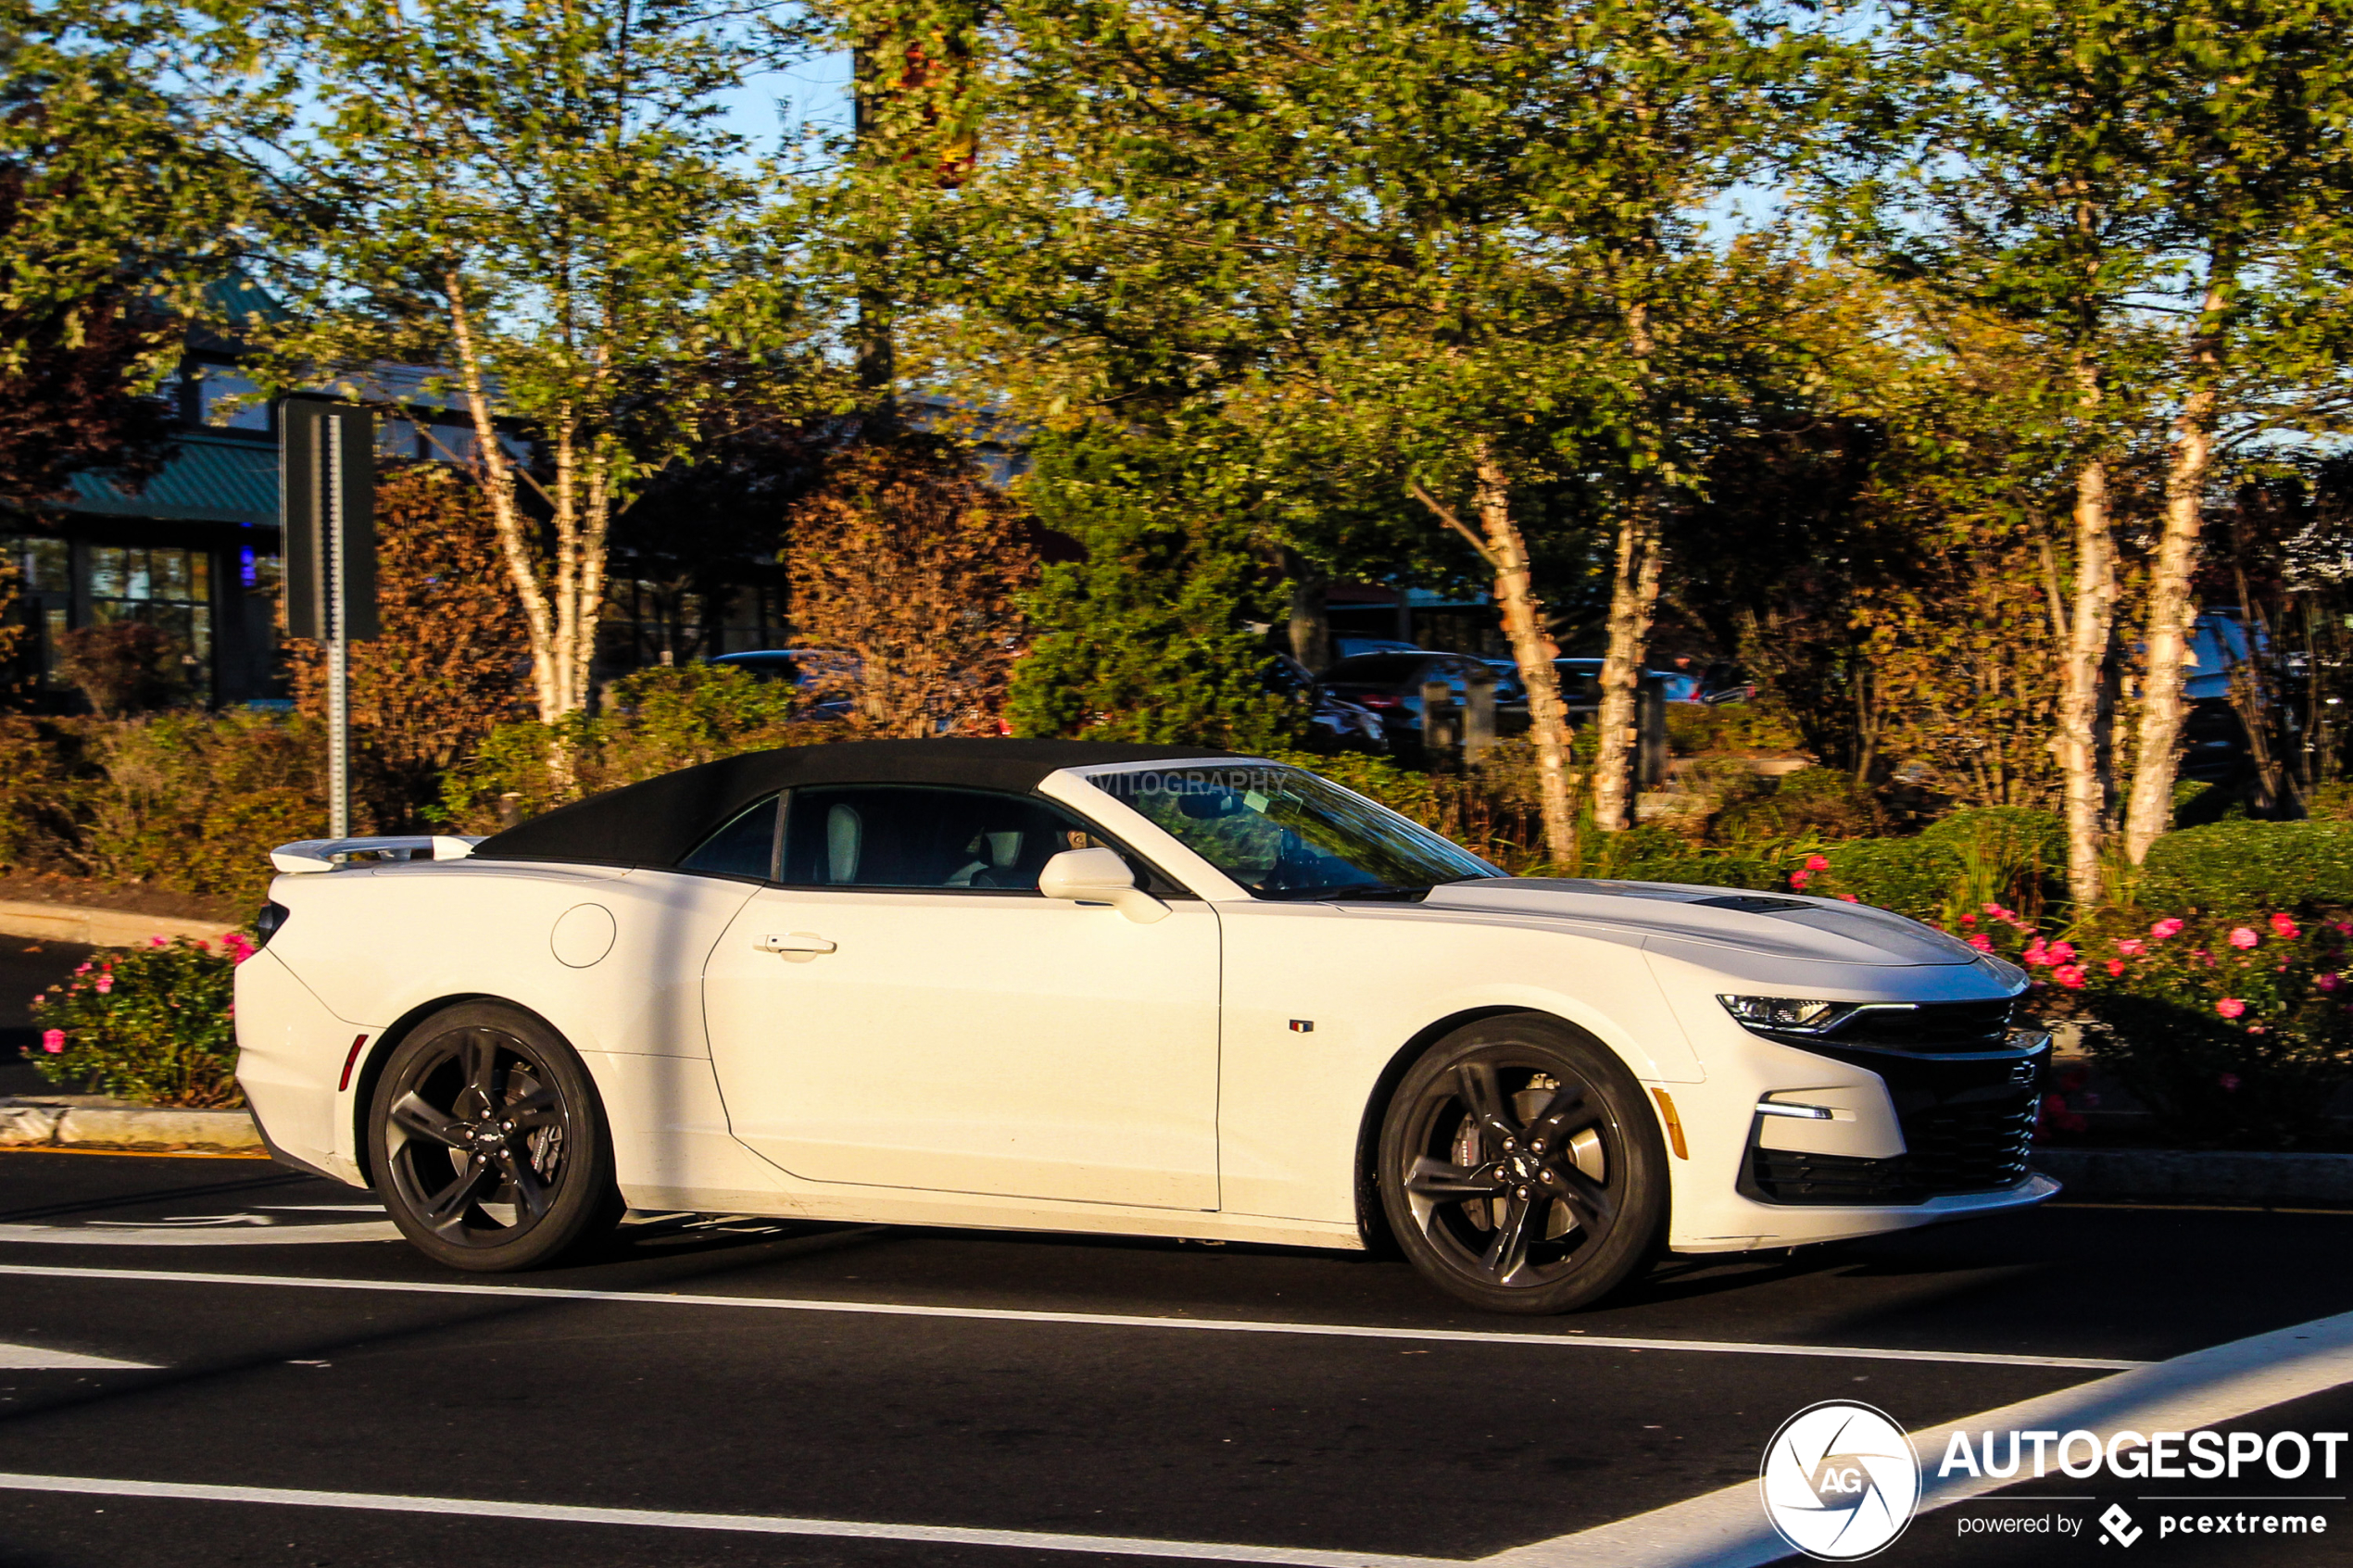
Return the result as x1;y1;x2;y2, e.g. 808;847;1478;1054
0;1146;2346;1568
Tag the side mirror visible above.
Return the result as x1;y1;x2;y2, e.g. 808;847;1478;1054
1038;847;1170;925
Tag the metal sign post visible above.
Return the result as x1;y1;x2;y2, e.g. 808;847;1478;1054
280;402;379;839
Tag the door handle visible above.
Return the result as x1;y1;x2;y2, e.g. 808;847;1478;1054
757;933;837;954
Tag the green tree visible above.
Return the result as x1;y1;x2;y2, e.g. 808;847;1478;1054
1009;420;1299;751
1838;0;2353;890
245;0;844;721
859;0;1825;860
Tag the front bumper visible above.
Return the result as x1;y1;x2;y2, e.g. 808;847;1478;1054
1741;1033;2051;1206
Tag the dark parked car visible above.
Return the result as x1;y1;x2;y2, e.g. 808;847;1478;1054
1267;654;1388;751
707;649;860;721
1317;651;1525;741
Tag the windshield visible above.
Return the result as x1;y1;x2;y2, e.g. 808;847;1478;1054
1083;763;1500;898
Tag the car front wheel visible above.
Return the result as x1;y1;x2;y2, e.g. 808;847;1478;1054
1378;1014;1667;1314
369;1002;622;1273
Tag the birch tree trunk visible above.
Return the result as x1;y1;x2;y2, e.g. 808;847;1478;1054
447;277;564;724
1474;455;1578;866
1592;298;1664;833
2121;281;2228;863
2053;363;2119;903
1410;452;1578;865
1592;498;1664;832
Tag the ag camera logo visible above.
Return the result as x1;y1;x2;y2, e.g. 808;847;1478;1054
1761;1401;1921;1561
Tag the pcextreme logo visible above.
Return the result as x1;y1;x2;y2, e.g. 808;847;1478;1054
1760;1401;1923;1561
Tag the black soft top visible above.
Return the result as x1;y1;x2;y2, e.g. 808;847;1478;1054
470;738;1238;869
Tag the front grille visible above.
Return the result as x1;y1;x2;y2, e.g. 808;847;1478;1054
1808;997;2017;1053
1743;1038;2045;1207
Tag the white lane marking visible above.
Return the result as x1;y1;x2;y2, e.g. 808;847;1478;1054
0;1223;402;1247
0;1342;157;1370
0;1474;1454;1567
0;1264;2141;1370
1478;1305;2353;1567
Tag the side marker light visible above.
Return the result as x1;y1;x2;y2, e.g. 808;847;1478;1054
1650;1087;1689;1160
337;1034;370;1093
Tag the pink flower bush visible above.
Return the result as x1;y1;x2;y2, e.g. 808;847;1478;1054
1804;854;1830;872
2115;938;2145;957
2271;913;2301;939
40;1029;64;1054
2229;927;2261;950
2106;959;2125;978
2151;918;2185;939
1790;870;1811;889
1966;933;1994;951
94;974;112;994
2053;964;2086;989
2216;997;2246;1019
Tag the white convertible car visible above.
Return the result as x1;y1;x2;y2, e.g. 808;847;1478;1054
235;740;2054;1314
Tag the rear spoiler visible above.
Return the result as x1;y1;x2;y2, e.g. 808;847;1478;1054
270;835;485;874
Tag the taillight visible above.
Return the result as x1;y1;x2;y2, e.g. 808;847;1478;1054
1358;693;1404;709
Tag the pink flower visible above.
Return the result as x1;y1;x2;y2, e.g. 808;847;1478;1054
2219;1072;2241;1090
148;935;167;948
2320;973;2342;993
2115;938;2145;957
1805;854;1830;872
29;993;42;1007
1982;902;2003;914
1960;913;1977;925
73;962;91;973
2271;912;2300;939
1790;871;1811;889
2216;997;2246;1019
40;1029;63;1054
2053;964;2086;989
2229;927;2260;950
94;974;112;994
1967;934;1994;952
2045;941;2076;963
2151;918;2184;939
2106;960;2125;977
1838;893;1860;902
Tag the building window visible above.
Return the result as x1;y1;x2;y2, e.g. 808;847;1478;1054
87;544;214;684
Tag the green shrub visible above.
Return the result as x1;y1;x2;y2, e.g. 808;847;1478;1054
434;665;812;831
1662;701;1806;756
2137;821;2353;914
1714;766;1884;843
29;935;249;1107
2058;910;2353;1149
1806;837;1958;922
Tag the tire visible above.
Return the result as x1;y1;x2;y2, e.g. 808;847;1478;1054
1378;1014;1667;1314
368;1002;623;1273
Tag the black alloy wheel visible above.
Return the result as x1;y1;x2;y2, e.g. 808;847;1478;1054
369;1003;621;1272
1378;1014;1667;1314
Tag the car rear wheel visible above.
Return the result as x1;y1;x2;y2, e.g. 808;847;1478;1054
1378;1014;1667;1314
369;1003;621;1273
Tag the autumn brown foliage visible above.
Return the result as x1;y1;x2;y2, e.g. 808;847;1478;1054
287;465;532;823
786;439;1039;736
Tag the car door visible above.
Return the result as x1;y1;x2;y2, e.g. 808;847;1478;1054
700;784;1223;1210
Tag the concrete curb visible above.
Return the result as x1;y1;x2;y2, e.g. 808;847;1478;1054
0;1100;262;1154
0;897;238;949
2033;1147;2353;1204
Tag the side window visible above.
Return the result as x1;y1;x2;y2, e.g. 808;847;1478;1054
778;786;1108;893
678;795;781;879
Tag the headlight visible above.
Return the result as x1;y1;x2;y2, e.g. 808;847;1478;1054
1718;995;1851;1033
